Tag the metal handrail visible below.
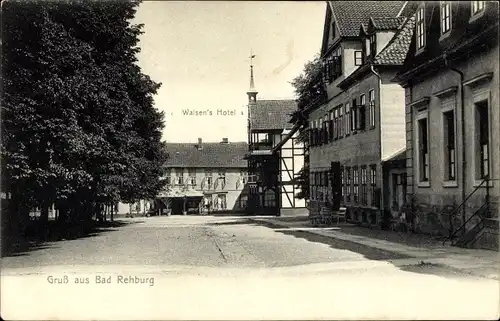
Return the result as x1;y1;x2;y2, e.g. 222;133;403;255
443;202;489;246
442;176;489;245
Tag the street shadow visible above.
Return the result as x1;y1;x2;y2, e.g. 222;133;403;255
206;219;255;226
398;261;484;280
272;228;411;261
2;219;141;258
211;218;488;280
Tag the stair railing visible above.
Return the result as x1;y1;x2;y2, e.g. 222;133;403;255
442;175;489;245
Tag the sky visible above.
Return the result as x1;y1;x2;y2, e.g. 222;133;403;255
133;1;326;144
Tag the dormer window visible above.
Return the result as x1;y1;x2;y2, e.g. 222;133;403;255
369;34;376;58
354;51;363;66
471;1;485;15
416;5;426;51
365;38;371;60
440;1;452;34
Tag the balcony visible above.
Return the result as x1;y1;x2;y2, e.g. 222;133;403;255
249;140;273;151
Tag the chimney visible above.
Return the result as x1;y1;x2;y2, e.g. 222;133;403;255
197;138;203;150
221;138;229;144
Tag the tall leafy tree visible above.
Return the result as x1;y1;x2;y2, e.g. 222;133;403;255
1;0;167;239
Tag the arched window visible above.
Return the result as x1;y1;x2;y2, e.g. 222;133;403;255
263;188;276;207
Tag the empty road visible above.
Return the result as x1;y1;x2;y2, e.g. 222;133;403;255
2;216;498;320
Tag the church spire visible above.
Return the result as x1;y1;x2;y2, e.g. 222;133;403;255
247;49;258;103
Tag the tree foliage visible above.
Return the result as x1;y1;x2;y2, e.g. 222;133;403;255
1;0;167;229
289;54;325;200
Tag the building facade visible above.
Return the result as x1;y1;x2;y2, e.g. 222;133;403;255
117;139;249;215
394;1;499;249
245;64;306;216
307;1;414;226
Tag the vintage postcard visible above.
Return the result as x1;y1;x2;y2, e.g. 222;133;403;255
1;0;499;320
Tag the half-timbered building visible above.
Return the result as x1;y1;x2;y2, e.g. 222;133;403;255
245;64;306;216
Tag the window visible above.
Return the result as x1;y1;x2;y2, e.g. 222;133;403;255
340;166;345;202
323;116;329;144
204;169;213;187
354;51;363;66
370;165;377;206
369;90;375;128
329;110;334;141
353;167;359;203
324;47;342;83
476;100;489;179
360;166;367;205
351;98;358;134
177;172;184;185
188;168;196;186
471;1;485;15
165;169;171;185
217;194;227;210
365;38;371;60
264;189;276;207
239;194;248;208
358;94;366;130
443;110;456;181
218;171;226;188
369;34;376;58
319;117;323;145
441;1;452;34
309;173;314;200
416;6;426;50
338;106;344;138
418;118;429;182
345;103;351;135
346;167;351;202
331;21;336;40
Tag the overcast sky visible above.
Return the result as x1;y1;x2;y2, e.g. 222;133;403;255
133;1;326;143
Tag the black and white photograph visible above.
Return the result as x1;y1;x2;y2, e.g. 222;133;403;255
1;0;499;319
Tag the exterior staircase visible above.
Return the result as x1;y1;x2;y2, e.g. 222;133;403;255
443;177;499;251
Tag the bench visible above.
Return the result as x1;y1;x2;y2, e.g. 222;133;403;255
310;206;347;226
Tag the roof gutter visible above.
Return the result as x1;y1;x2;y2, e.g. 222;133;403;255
370;64;385;213
443;53;466;232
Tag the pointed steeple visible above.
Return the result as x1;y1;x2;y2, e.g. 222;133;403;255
247;50;258;104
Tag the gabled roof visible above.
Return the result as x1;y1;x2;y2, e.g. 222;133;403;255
369;16;407;31
249;99;297;131
165;142;248;168
373;15;416;65
329;1;406;37
338;14;416;89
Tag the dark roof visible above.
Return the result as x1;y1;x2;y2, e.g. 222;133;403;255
370;17;407;31
329;1;406;37
249;99;297;131
373;15;416;65
165;142;248;168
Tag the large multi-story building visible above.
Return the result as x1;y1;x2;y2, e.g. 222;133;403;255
393;1;499;249
306;1;415;226
118;139;248;215
163;139;249;214
245;63;307;216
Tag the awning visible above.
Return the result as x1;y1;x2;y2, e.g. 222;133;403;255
381;147;406;163
244;150;274;159
157;187;204;198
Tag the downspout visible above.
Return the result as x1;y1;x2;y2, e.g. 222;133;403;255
370;65;384;226
443;53;466;231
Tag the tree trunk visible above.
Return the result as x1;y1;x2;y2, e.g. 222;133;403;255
110;203;114;222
